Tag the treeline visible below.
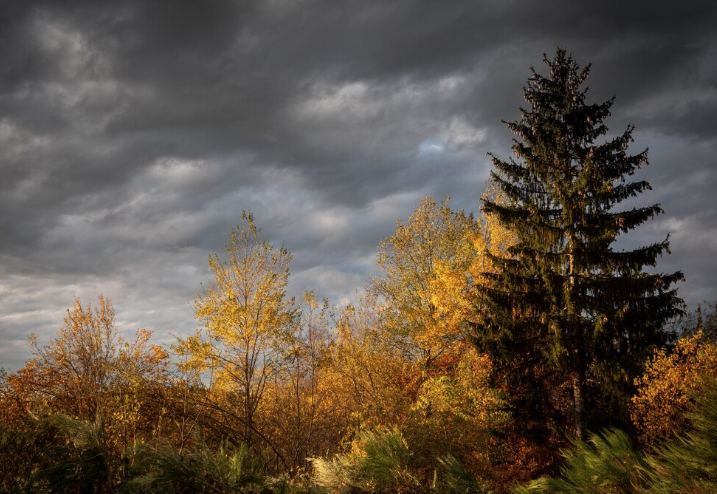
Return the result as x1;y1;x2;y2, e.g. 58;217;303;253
1;49;715;492
2;203;715;494
0;199;515;492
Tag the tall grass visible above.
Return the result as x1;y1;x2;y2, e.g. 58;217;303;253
311;428;421;494
127;437;265;494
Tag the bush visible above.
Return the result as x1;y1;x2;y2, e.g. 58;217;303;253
514;429;648;494
644;376;717;493
311;428;495;494
311;428;421;494
631;332;717;445
127;437;265;494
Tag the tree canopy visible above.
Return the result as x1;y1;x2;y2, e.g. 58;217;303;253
176;211;298;449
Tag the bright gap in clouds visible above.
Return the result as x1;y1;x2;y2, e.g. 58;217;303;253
419;140;445;154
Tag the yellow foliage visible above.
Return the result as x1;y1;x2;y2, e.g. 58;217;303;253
373;191;516;369
631;331;717;445
175;211;298;445
372;197;482;363
412;347;507;426
323;294;421;432
407;345;509;471
479;179;517;258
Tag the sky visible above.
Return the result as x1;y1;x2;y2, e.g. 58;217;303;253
1;0;716;371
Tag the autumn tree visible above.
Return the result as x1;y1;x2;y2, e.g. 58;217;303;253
327;292;419;432
367;196;514;482
3;295;170;461
260;291;345;470
18;296;119;420
371;196;484;366
407;345;509;478
10;296;168;419
631;331;717;445
474;49;684;439
176;212;298;451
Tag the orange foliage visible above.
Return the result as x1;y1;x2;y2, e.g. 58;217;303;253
631;331;717;445
328;294;422;431
4;296;170;452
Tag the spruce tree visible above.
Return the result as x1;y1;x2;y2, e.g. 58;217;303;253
474;49;684;439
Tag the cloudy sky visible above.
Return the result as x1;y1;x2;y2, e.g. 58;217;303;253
1;0;716;371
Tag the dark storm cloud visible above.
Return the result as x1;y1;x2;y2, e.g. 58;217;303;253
1;0;716;370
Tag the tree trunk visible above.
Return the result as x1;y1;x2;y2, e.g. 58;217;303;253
568;231;586;440
572;349;586;441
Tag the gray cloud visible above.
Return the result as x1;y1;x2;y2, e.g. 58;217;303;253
1;0;716;370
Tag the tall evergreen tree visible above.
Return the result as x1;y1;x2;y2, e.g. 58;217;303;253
474;49;684;439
